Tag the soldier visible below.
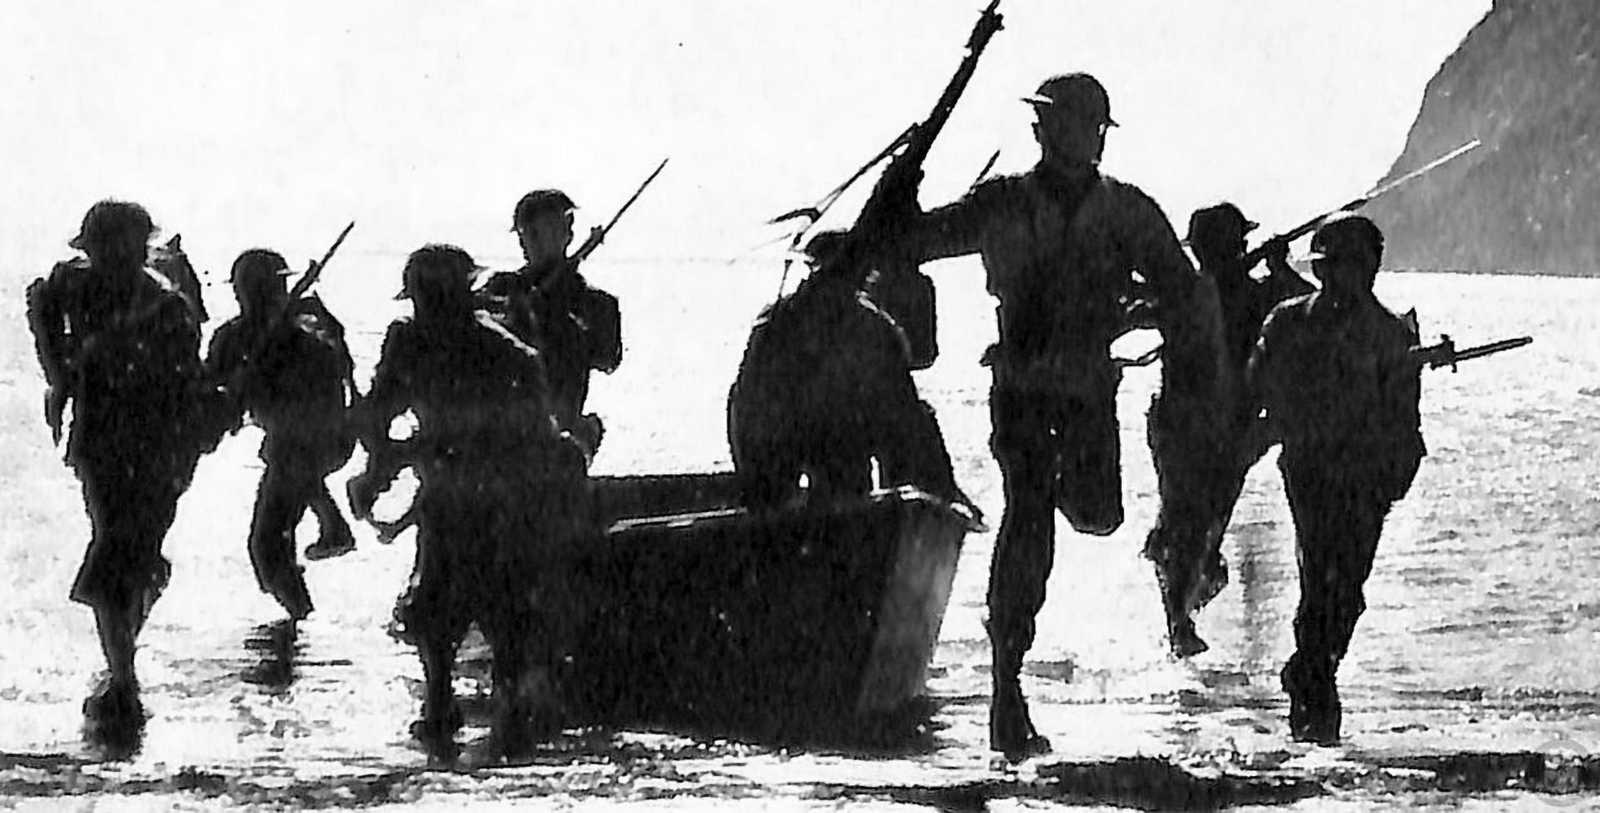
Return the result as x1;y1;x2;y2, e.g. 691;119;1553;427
348;244;593;759
479;189;622;454
890;73;1232;759
206;249;358;621
727;230;971;511
1146;204;1315;657
25;200;224;733
1248;213;1425;744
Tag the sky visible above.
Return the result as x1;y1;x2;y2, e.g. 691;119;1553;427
0;0;1492;286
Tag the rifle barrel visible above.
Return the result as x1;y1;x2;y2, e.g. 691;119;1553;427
1416;335;1532;369
1451;336;1532;363
290;221;356;301
1241;139;1480;267
575;159;669;263
605;158;669;234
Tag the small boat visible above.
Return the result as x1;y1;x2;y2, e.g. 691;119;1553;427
566;472;977;737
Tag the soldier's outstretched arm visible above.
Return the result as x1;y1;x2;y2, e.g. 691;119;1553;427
896;181;1005;265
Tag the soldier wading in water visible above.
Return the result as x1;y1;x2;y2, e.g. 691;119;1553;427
889;73;1232;760
26;201;230;744
1145;203;1314;657
1248;213;1425;745
206;249;359;622
349;244;594;759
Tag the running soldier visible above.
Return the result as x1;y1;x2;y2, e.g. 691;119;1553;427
25;200;227;735
1248;213;1425;744
479;189;622;455
1146;203;1315;657
891;74;1232;759
348;244;593;759
206;249;358;621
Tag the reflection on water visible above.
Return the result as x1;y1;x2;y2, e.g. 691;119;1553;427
241;619;302;693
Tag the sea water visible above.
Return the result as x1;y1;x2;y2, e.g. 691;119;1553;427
2;257;1597;807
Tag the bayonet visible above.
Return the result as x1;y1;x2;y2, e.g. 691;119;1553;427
572;158;669;264
290;221;355;302
1411;334;1532;372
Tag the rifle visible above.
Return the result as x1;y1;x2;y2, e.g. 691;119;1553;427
1241;139;1480;267
568;158;669;266
1411;334;1532;372
222;222;355;398
859;0;1003;234
848;0;1005;368
290;221;356;302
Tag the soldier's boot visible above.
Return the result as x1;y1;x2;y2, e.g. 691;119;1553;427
1148;538;1208;658
989;632;1051;762
305;492;357;561
305;527;356;561
82;673;143;726
413;638;464;762
1282;656;1341;745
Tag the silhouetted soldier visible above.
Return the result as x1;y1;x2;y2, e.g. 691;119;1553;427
892;73;1231;759
206;249;358;621
25;200;224;734
727;230;971;510
479;190;621;454
348;244;593;759
1248;213;1425;744
1146;203;1315;657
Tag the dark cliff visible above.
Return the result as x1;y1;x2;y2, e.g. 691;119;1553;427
1364;1;1600;276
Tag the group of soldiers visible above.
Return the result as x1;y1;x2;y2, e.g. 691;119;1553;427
26;192;622;757
730;72;1425;758
29;69;1426;762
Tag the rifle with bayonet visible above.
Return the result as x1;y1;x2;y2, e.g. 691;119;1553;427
288;221;355;303
568;158;669;267
1411;334;1532;371
842;0;1005;368
221;222;356;401
1241;139;1480;268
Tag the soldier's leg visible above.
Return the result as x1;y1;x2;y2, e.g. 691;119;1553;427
1143;394;1211;657
248;464;314;620
77;453;188;724
1053;372;1123;535
1280;466;1385;744
877;398;967;508
1197;418;1277;606
1321;482;1389;665
986;385;1058;760
401;513;470;754
304;480;356;561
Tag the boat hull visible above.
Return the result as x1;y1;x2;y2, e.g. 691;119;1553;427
566;473;968;734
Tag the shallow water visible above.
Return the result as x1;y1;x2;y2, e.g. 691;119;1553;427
3;261;1599;807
